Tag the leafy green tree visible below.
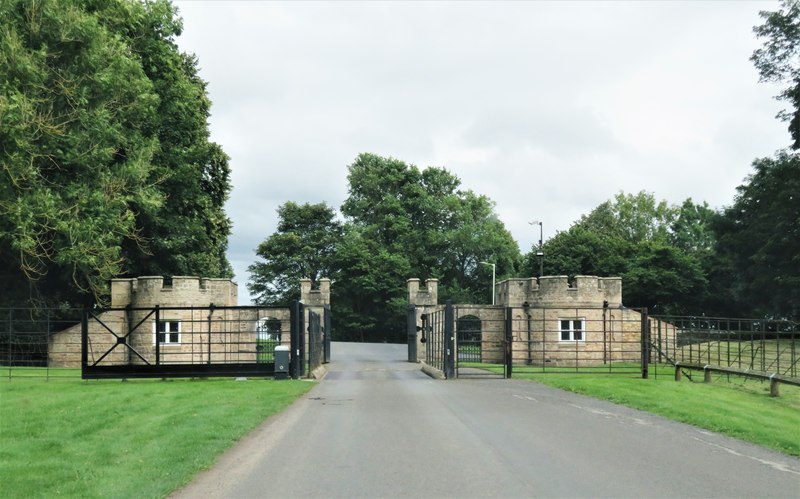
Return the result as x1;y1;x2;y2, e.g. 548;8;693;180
334;153;520;342
752;0;800;149
0;0;232;307
0;0;161;306
104;0;233;279
714;152;800;317
576;191;676;244
526;192;713;314
248;202;342;306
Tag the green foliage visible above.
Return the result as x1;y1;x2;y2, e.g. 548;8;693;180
0;0;232;307
0;378;313;498
333;153;520;342
0;0;161;306
248;202;343;306
752;0;800;149
249;154;520;342
714;152;800;318
525;192;713;314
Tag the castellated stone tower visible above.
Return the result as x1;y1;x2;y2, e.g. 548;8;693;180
407;278;438;306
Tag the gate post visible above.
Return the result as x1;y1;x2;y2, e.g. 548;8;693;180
641;307;650;379
81;309;89;378
505;308;514;378
444;301;455;379
407;305;417;362
290;301;305;379
323;305;331;364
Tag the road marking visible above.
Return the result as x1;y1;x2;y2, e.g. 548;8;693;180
691;436;800;476
568;403;651;426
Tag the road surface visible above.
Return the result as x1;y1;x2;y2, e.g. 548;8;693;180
174;342;800;498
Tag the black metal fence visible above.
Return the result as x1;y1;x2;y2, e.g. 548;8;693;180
508;306;646;376
651;315;799;378
81;305;293;379
412;304;651;378
1;308;82;379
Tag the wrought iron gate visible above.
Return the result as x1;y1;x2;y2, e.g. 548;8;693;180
454;306;507;379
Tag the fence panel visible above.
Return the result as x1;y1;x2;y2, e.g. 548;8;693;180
1;308;83;379
508;306;644;375
651;316;799;378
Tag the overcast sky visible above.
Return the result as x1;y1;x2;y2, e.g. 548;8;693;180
173;0;789;304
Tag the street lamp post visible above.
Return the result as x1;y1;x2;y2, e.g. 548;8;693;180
479;261;496;305
529;220;544;278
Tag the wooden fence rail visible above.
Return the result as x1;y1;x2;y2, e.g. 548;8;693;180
674;362;800;397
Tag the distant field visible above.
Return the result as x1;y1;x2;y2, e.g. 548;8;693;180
0;375;314;498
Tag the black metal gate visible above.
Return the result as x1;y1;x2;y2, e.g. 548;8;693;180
307;308;323;375
82;301;326;379
420;303;455;378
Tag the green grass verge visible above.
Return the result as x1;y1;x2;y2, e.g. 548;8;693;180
514;366;800;456
0;376;314;498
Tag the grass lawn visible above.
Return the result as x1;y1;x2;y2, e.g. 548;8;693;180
0;375;314;498
514;366;800;456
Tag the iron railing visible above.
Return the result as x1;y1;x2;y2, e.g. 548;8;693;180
650;316;799;378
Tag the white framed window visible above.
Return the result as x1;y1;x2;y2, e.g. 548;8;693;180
559;319;585;342
154;320;181;345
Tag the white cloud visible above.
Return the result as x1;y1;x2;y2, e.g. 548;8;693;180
173;0;788;303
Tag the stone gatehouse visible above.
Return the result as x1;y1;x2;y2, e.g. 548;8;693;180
409;275;662;368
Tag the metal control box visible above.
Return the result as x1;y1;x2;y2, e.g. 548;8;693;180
274;345;290;380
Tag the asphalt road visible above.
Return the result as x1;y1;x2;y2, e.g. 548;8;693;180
174;342;800;498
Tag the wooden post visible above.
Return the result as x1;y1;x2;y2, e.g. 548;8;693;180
770;374;780;397
674;363;682;381
704;365;712;383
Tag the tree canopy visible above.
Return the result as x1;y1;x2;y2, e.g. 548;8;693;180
752;0;800;149
0;0;231;307
714;152;800;317
248;202;342;306
249;153;520;342
523;192;712;315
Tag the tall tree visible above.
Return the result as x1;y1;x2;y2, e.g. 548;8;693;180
335;153;520;342
101;0;233;279
0;0;161;306
525;192;713;315
248;202;342;306
714;152;800;317
752;0;800;149
0;0;232;307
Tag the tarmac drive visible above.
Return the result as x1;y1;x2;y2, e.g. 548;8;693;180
173;342;800;498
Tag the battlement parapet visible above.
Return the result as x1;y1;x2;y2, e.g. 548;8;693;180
407;278;438;306
496;275;622;308
110;276;238;308
300;278;331;307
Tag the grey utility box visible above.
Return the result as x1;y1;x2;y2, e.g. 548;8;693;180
274;345;290;380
